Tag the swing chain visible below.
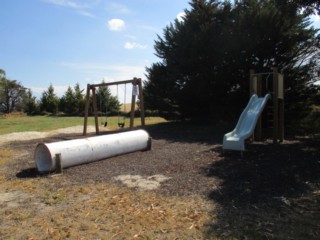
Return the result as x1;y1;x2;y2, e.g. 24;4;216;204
117;84;126;128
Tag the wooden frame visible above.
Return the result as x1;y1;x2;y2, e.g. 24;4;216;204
250;68;284;143
83;78;145;135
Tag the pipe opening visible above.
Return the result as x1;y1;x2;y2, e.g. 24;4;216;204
35;144;53;173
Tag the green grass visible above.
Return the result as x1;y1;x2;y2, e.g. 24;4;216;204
0;115;167;135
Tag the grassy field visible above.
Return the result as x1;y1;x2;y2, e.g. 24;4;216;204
119;103;138;112
0;114;166;135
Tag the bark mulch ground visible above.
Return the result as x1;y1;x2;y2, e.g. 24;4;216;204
5;122;320;239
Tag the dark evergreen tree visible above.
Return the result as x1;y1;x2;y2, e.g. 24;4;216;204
59;83;85;115
59;86;77;114
74;83;84;115
24;89;39;115
230;0;320;122
144;0;319;122
40;84;59;114
96;81;120;116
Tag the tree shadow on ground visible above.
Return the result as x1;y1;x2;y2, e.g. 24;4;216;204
202;137;320;239
144;121;231;144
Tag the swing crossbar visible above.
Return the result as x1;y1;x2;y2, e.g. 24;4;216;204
250;72;273;76
90;79;137;88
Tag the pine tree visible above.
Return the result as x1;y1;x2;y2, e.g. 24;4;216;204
40;84;59;114
144;0;319;122
24;89;39;115
59;86;77;114
96;81;120;116
74;83;84;115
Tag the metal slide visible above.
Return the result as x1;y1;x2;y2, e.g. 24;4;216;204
223;94;271;151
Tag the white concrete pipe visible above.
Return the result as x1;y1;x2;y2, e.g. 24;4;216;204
35;130;151;173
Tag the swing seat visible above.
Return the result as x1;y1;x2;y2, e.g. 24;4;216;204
104;122;108;127
118;123;125;128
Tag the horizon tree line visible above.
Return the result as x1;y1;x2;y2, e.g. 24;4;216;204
0;70;120;116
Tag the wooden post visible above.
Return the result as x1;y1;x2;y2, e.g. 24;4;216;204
83;84;91;136
55;153;63;174
273;68;279;144
146;137;152;150
249;70;255;141
255;74;262;141
249;69;255;95
279;99;284;142
278;73;284;142
130;79;137;128
257;74;262;97
250;70;262;141
92;87;99;135
137;78;145;126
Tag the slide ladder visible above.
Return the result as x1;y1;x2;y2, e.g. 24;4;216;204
223;94;271;151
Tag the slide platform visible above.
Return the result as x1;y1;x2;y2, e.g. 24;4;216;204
223;94;271;151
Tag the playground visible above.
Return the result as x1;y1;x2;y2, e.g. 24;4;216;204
0;72;319;239
1;120;319;239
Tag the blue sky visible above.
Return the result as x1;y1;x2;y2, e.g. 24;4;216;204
1;0;319;102
0;0;189;101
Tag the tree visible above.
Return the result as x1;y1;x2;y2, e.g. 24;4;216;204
59;86;76;114
40;84;59;114
230;0;320;121
96;81;120;116
144;0;320;122
24;89;39;115
0;69;5;81
284;0;320;15
0;70;28;113
59;83;85;115
0;69;5;97
145;0;243;120
74;83;84;115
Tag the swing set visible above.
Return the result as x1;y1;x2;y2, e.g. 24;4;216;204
83;78;145;135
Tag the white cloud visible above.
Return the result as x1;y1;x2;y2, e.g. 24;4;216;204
177;11;186;22
107;18;125;31
124;42;147;50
